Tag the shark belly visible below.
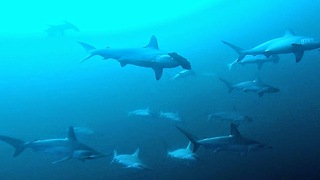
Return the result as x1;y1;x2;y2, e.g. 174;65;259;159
30;139;72;156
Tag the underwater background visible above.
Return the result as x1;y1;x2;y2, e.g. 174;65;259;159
0;0;320;179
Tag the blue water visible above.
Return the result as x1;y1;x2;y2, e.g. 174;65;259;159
0;0;320;179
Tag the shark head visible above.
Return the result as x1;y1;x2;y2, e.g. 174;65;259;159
168;52;191;70
299;38;320;48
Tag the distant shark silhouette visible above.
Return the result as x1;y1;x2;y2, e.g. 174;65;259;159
168;142;197;161
208;107;253;123
111;148;151;170
222;29;320;62
228;54;279;70
177;123;271;154
171;70;196;80
46;21;79;36
219;76;279;97
78;35;191;80
0;126;107;164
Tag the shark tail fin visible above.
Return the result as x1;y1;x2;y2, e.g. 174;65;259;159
0;135;27;157
111;150;117;164
77;41;97;63
222;41;246;61
227;60;237;70
219;77;234;93
176;127;200;153
230;123;242;138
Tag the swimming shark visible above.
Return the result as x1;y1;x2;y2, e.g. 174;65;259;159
168;142;197;161
46;21;79;36
177;123;271;154
219;76;279;97
78;35;191;80
111;149;150;170
228;54;279;70
159;112;181;122
208;107;253;123
171;70;196;80
0;126;107;164
222;29;320;62
128;108;159;119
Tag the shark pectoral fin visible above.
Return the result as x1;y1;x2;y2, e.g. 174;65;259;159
292;44;304;62
293;51;304;63
52;156;71;164
152;68;163;80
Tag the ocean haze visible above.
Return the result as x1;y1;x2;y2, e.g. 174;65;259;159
0;0;320;179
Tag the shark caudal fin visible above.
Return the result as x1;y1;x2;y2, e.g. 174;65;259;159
111;150;118;164
219;77;234;93
221;41;246;61
176;127;200;153
0;135;27;157
77;41;97;62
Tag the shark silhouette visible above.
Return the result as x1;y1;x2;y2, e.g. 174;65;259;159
0;126;107;164
177;123;271;154
222;29;320;62
78;35;191;80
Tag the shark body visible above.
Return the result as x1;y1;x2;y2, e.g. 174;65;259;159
0;126;106;164
78;36;191;80
208;109;253;123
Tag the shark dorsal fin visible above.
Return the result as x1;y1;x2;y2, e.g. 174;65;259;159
230;123;242;138
186;142;192;150
145;35;159;49
253;75;261;83
284;29;295;37
68;126;77;141
133;148;140;157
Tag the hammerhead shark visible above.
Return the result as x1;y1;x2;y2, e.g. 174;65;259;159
111;149;150;170
222;29;320;62
208;107;253;123
228;54;280;70
78;35;191;80
177;123;271;154
46;21;79;36
0;126;107;164
219;76;279;97
168;142;197;161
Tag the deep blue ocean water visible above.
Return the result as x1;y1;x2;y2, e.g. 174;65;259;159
0;0;320;179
